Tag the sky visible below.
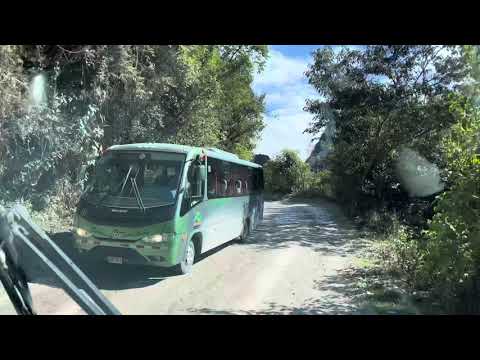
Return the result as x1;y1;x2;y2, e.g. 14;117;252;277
253;45;362;161
252;45;322;161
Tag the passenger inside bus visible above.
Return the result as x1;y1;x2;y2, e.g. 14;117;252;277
235;180;242;195
221;179;228;195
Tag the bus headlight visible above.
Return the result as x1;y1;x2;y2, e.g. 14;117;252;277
75;227;91;237
142;233;173;243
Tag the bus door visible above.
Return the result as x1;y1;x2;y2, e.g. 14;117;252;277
202;158;232;251
180;158;206;250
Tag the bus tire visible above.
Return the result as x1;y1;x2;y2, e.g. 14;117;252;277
176;238;195;275
238;220;250;243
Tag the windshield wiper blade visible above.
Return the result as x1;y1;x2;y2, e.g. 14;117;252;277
130;177;145;212
119;165;134;196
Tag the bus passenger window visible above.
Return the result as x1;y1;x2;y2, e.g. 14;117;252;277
207;174;216;197
207;157;222;199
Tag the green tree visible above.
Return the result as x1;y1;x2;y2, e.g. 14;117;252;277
305;46;469;208
216;46;267;158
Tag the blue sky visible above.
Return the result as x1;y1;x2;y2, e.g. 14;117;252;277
253;45;363;160
253;45;320;160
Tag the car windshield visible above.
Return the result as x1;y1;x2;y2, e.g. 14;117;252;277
86;151;185;208
2;44;480;316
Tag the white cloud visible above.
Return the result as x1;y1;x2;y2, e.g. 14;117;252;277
265;82;317;113
253;49;310;89
255;112;317;161
253;47;319;160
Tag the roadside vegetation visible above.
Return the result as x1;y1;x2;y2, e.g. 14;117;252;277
263;149;334;200
265;45;480;313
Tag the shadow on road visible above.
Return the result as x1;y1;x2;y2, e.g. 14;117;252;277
27;232;170;291
195;240;238;264
186;267;365;315
187;299;359;315
187;266;419;315
28;232;239;291
187;198;419;315
247;199;367;257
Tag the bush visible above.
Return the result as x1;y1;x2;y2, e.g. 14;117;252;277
416;97;480;309
264;149;312;194
375;224;426;288
363;209;397;234
294;169;335;199
374;96;480;312
310;170;332;196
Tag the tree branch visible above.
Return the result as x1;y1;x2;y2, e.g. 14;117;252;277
228;45;243;62
57;45;87;54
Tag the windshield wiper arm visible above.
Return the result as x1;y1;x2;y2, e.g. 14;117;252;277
130;177;145;212
0;205;121;315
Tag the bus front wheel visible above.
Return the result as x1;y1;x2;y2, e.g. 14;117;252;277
176;239;195;275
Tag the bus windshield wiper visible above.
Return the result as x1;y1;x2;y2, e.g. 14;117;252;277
119;165;134;196
130;177;145;212
126;166;145;212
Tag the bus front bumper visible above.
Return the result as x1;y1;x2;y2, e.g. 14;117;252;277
74;237;181;267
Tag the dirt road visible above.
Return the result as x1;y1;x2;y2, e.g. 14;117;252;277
0;199;373;315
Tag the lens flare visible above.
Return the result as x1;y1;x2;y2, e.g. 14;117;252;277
29;73;47;107
395;147;444;197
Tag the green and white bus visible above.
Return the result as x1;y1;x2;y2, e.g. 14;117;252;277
73;143;264;274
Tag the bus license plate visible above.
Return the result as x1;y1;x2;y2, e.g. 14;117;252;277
106;256;123;264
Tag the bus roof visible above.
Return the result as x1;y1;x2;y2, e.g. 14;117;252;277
107;143;262;169
108;143;194;154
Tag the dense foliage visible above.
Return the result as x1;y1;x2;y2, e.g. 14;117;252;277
0;45;267;210
420;95;480;310
305;46;468;213
302;45;480;312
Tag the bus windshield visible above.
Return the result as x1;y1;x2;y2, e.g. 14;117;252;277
85;151;186;208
